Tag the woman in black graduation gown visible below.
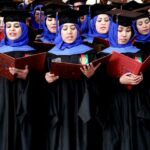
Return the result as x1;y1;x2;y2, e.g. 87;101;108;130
44;9;100;150
0;9;36;150
96;13;150;150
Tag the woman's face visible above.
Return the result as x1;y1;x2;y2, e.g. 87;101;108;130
61;23;77;44
117;25;132;45
73;2;83;11
6;21;22;41
34;10;44;24
136;17;150;35
80;15;86;24
95;14;110;34
46;17;56;33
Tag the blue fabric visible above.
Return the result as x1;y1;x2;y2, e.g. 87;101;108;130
108;22;135;48
48;23;92;55
30;4;43;30
1;22;29;47
54;24;83;50
78;15;89;35
40;17;56;43
102;46;139;54
102;22;139;54
132;20;150;43
83;36;94;43
87;16;111;39
49;44;92;55
17;2;27;9
0;45;35;53
0;22;35;53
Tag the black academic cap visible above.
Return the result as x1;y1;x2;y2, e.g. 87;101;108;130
132;2;150;16
111;0;126;9
77;5;90;16
0;1;20;9
134;10;149;20
58;8;79;25
43;2;68;17
0;8;30;23
107;9;144;26
90;4;114;18
69;0;86;5
122;1;150;11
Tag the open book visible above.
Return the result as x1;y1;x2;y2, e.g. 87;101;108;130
107;51;150;90
50;55;111;80
0;52;46;80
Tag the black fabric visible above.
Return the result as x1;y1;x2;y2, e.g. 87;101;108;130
95;51;150;150
45;50;98;150
0;51;33;150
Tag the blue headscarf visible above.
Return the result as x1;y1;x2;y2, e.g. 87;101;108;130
0;22;35;53
88;15;111;39
49;23;92;55
30;4;44;30
40;17;56;43
78;15;89;35
54;24;83;50
1;22;29;47
102;22;139;54
132;20;150;43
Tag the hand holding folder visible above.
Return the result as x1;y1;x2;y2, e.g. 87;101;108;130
107;51;150;90
0;52;46;80
50;55;111;80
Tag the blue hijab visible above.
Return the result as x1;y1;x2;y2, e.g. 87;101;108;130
40;17;56;43
49;23;92;55
0;22;34;53
30;4;44;30
133;20;150;43
102;22;139;54
88;15;111;39
78;15;89;35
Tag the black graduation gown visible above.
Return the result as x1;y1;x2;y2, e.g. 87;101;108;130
96;51;150;150
134;41;150;60
0;51;35;150
45;50;96;150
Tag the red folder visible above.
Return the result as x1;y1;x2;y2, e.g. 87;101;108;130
33;41;55;51
0;52;46;81
107;51;150;90
50;55;111;80
93;37;109;48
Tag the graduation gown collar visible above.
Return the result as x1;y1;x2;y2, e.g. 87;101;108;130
0;45;35;53
48;44;92;55
102;45;140;54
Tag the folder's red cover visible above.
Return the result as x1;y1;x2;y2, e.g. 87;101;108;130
0;52;46;80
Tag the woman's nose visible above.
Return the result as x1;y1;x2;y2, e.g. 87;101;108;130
52;19;56;24
67;28;72;34
122;31;127;36
10;26;15;31
101;20;106;24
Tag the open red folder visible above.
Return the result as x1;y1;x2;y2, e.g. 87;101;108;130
50;54;111;80
107;51;150;90
0;52;46;81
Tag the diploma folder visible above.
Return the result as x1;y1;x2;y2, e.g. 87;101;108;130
93;37;110;48
50;55;111;80
33;41;55;52
0;52;46;81
107;51;150;90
